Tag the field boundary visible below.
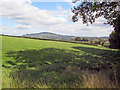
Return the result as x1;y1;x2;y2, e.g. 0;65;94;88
1;34;98;46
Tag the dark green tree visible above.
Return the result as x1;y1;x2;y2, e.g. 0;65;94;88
109;31;120;48
71;0;120;49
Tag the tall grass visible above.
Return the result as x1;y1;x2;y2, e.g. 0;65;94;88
2;67;120;88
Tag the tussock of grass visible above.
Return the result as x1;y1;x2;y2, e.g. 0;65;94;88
82;69;119;88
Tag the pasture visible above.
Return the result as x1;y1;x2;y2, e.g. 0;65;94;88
2;36;120;88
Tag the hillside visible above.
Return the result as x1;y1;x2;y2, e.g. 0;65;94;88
23;32;109;41
23;32;76;41
2;36;119;88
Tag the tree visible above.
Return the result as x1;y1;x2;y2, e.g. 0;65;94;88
75;37;82;41
109;31;120;48
71;0;120;49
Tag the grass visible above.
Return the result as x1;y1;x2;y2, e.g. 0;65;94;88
1;36;120;88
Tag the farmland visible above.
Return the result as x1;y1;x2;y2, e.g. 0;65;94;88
1;36;120;88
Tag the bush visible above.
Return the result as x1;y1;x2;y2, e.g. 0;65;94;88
109;31;120;49
75;37;82;41
103;43;110;48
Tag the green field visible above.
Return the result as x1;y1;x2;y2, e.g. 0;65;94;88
2;36;120;88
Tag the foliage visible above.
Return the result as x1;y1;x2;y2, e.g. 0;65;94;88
103;43;110;48
109;31;120;49
89;38;108;47
71;0;120;49
75;37;89;41
75;37;82;41
90;40;94;44
72;0;119;26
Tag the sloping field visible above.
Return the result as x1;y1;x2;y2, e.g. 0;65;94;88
2;36;120;88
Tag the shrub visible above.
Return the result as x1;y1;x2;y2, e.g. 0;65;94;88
75;37;82;41
109;31;120;49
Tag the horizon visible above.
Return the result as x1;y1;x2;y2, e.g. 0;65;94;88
0;0;114;37
1;31;109;38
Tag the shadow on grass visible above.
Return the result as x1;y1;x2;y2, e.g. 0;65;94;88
72;46;120;83
4;48;84;88
3;48;120;88
72;46;120;65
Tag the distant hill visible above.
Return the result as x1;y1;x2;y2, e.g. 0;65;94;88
23;32;109;41
23;32;76;41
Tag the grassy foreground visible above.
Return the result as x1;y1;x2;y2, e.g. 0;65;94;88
2;36;120;88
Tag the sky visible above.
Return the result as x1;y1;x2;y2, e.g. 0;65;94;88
0;0;114;37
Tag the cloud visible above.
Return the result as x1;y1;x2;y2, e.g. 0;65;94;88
47;21;113;37
0;25;18;35
15;25;32;29
0;0;114;37
0;0;67;29
0;25;41;35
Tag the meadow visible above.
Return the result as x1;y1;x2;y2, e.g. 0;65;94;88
2;36;120;88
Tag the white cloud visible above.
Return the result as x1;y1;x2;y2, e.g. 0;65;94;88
15;25;32;29
0;0;114;37
0;25;19;35
0;0;67;29
0;25;41;35
47;21;113;37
